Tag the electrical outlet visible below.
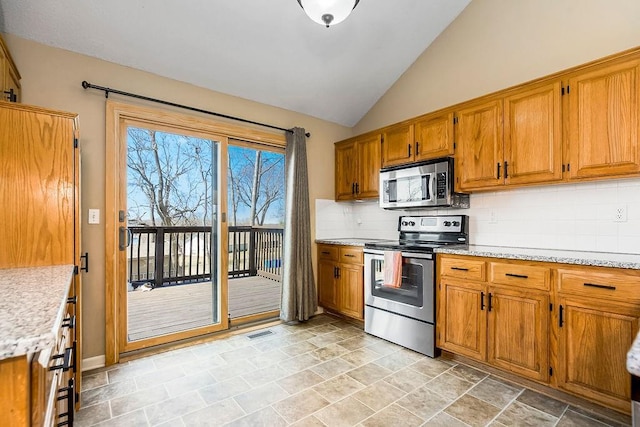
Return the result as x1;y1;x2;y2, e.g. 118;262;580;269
614;205;627;222
489;210;498;224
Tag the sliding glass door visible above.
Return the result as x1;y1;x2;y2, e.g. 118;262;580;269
118;122;229;352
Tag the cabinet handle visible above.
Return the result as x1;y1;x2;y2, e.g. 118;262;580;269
505;273;528;279
355;182;359;194
62;315;76;330
415;141;420;155
321;251;330;255
80;252;89;272
344;254;356;258
351;183;356;195
336;267;340;278
480;292;485;310
408;144;411;158
504;161;509;178
559;305;564;327
497;162;501;179
56;378;75;426
487;293;493;312
4;89;17;102
451;267;469;271
50;347;74;372
67;296;77;305
583;282;616;291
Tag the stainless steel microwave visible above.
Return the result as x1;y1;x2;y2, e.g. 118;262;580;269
379;158;469;209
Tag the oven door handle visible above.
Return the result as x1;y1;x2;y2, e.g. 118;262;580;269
364;249;433;260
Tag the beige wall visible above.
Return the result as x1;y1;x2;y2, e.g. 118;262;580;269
3;34;351;359
354;0;640;134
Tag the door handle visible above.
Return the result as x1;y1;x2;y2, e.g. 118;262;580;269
119;226;130;251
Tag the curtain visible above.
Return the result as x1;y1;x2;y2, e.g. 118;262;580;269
280;127;317;322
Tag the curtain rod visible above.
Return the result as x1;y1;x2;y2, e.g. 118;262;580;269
81;81;311;137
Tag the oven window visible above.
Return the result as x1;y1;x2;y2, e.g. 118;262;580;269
370;256;424;307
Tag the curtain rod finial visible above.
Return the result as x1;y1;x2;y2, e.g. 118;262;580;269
82;81;89;89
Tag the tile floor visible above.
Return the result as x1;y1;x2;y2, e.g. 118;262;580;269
77;315;630;426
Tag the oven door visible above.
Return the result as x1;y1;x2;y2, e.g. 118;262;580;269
364;249;434;323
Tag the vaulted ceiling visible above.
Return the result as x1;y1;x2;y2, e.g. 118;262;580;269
0;0;470;126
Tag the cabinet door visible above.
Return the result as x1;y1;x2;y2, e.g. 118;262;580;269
568;59;640;179
339;263;364;320
356;134;381;199
335;140;356;201
456;99;504;191
414;111;455;161
557;296;639;413
504;82;563;185
382;123;414;167
0;106;76;267
487;287;549;382
318;260;339;311
438;280;487;361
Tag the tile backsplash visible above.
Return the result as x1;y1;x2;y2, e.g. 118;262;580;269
316;177;640;254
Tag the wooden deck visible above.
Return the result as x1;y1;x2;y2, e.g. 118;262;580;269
127;276;281;342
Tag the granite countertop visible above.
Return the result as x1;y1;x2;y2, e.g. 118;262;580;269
316;238;385;247
0;265;75;361
434;245;640;270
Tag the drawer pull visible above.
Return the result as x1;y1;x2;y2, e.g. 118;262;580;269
50;347;74;372
321;251;330;255
62;315;76;330
344;254;356;258
505;273;529;279
56;378;75;426
583;282;616;291
67;296;77;305
451;267;469;271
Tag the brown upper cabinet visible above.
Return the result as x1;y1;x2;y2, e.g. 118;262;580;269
338;46;640;198
382;111;455;168
566;57;640;180
457;81;563;191
335;133;381;201
0;34;21;103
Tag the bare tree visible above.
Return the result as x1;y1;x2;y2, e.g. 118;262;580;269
227;147;284;226
127;128;212;226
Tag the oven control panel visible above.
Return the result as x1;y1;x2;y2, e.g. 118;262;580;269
399;215;466;233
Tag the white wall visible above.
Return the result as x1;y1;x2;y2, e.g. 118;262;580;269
316;177;640;254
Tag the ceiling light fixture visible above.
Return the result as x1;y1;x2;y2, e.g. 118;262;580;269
297;0;360;28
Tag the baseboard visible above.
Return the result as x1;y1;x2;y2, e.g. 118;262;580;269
82;355;106;372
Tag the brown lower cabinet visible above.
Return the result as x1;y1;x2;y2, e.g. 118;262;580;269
317;244;364;320
0;286;76;426
437;254;640;414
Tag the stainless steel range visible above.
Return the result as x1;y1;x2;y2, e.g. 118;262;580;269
363;215;468;357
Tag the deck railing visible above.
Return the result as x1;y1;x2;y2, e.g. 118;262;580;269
127;225;283;288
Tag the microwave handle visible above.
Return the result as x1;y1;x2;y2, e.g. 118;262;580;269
430;173;437;201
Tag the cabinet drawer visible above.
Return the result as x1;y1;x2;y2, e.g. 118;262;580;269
557;269;640;302
440;257;486;281
318;245;339;261
339;247;363;264
490;262;551;291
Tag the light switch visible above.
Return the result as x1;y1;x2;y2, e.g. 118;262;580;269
88;209;100;224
